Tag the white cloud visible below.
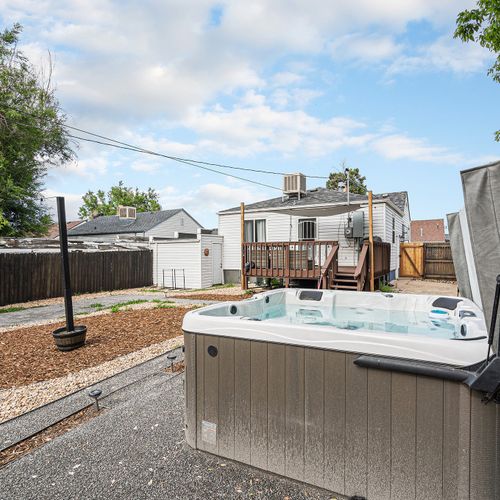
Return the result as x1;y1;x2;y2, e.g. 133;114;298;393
158;182;271;226
42;189;83;221
53;156;108;179
387;35;492;76
271;71;305;86
270;88;323;109
130;160;160;173
330;33;402;63
185;99;372;157
371;134;463;164
5;0;479;126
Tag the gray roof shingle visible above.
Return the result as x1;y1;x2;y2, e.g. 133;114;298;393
219;188;408;214
68;209;183;235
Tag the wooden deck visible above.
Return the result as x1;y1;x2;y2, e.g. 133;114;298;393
242;240;391;290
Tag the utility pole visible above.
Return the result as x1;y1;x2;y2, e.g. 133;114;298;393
368;191;375;292
345;167;350;206
240;202;247;290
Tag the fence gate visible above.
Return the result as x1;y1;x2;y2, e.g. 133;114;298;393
399;243;424;278
400;242;456;280
423;242;456;280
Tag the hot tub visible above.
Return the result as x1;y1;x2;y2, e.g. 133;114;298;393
183;289;500;500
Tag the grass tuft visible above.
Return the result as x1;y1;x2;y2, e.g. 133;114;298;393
0;306;25;314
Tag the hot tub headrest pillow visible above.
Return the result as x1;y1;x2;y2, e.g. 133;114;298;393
432;297;463;311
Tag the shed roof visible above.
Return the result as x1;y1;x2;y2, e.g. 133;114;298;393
219;189;408;215
68;209;183;236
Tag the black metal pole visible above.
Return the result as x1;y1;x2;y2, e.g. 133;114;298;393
56;197;75;332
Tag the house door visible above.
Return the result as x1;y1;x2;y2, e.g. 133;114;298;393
212;243;223;284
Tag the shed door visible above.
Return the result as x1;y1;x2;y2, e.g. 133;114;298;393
212;243;223;284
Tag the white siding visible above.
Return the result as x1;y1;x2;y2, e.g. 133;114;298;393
317;204;386;267
219;203;387;270
200;234;224;288
384;205;403;274
151;233;224;289
147;210;201;238
402;198;411;242
153;241;201;288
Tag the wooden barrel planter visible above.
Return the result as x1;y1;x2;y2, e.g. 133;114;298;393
52;325;87;352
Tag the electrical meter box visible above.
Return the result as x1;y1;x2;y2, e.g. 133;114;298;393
345;211;365;239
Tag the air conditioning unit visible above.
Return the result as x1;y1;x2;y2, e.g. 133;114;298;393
117;206;137;219
283;173;306;199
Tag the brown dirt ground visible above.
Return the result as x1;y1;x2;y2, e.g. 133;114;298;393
170;293;253;302
0;307;190;389
393;278;458;296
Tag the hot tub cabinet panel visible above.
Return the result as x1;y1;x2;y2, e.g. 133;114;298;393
184;332;500;500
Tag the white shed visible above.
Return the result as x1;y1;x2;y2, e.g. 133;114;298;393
152;230;224;289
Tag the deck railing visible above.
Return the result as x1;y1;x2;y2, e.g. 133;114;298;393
242;240;391;289
242;241;338;280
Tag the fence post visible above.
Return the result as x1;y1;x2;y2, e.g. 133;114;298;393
56;197;75;332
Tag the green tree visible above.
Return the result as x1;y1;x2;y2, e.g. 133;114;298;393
0;24;74;236
78;181;162;219
326;164;367;195
454;0;500;141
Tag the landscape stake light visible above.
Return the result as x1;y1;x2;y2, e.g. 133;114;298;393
167;353;177;371
88;389;102;411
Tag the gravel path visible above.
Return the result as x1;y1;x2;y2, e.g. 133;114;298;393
0;335;184;424
0;374;332;500
0;294;219;330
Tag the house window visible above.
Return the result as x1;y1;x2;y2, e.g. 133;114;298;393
244;220;266;242
392;217;396;244
298;218;317;241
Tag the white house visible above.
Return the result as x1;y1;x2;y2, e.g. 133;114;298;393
218;179;410;289
68;208;202;242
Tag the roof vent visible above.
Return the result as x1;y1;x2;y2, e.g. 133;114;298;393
283;173;306;199
118;206;137;219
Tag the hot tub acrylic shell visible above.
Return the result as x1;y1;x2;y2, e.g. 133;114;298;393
183;290;500;499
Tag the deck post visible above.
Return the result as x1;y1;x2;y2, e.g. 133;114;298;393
368;191;375;292
240;202;247;290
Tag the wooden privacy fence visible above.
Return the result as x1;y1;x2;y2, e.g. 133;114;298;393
399;242;456;280
0;249;153;306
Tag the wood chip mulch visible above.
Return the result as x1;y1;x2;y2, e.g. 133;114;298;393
0;307;190;389
170;293;253;302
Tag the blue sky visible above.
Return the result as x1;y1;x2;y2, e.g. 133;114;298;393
1;0;498;227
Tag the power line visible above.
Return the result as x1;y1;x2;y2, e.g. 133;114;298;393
2;104;329;180
66;134;282;191
1;109;282;191
4;104;369;192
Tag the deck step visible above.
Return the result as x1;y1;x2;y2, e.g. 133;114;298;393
332;284;358;290
334;278;357;284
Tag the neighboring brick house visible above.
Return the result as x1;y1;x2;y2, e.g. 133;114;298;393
410;219;445;242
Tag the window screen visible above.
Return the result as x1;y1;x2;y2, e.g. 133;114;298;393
244;220;254;242
298;218;316;241
244;220;266;242
255;220;266;242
